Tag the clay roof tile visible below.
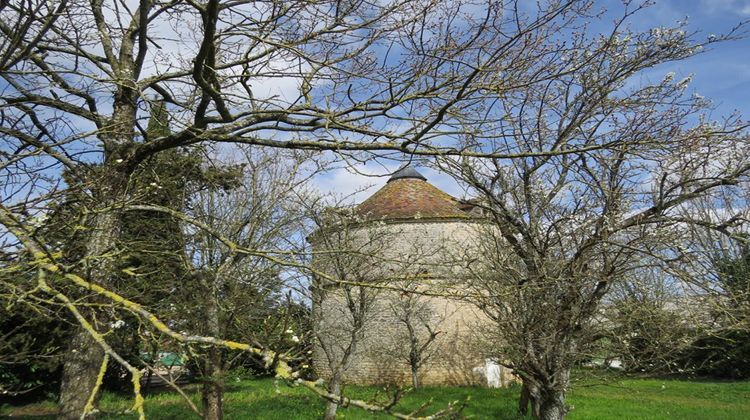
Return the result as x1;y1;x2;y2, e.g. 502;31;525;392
355;168;470;220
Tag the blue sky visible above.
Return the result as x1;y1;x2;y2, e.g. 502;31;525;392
2;1;746;206
620;0;749;117
316;0;750;202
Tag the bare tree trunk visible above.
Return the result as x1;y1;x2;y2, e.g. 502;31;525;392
58;331;106;420
202;287;223;420
537;390;566;420
58;207;122;419
518;380;541;418
405;316;424;389
324;375;342;420
201;355;223;420
534;369;569;420
409;341;420;389
519;382;531;416
57;61;137;413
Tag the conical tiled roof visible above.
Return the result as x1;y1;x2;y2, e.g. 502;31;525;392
355;168;470;220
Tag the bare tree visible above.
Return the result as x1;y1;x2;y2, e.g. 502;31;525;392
2;0;746;418
387;288;444;389
664;192;750;377
0;0;67;71
179;147;315;419
436;4;749;418
601;266;698;374
0;0;587;412
308;210;390;420
449;128;749;419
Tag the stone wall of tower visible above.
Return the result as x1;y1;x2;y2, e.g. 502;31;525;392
311;219;515;387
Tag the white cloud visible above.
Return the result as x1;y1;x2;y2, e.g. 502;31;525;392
313;163;395;204
698;0;750;15
313;163;465;206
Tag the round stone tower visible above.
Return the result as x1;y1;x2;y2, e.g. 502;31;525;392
311;167;513;387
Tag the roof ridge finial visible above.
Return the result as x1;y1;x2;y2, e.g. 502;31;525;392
387;165;427;183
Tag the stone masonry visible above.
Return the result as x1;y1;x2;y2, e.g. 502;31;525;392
311;167;516;387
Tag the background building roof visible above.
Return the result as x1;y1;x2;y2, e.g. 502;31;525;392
355;167;471;220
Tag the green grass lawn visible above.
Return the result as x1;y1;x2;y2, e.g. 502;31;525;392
2;375;749;419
